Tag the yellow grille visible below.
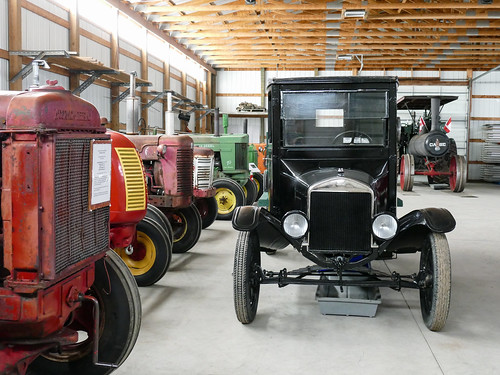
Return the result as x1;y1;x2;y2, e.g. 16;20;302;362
115;147;146;211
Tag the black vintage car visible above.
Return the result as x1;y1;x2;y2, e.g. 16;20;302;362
232;76;455;331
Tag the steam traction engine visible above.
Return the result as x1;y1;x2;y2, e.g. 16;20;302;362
0;85;142;374
398;95;467;192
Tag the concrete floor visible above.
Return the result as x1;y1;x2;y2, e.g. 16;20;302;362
117;180;500;375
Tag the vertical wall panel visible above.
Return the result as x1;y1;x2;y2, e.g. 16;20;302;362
79;19;110;42
80;84;111;121
80;36;110;66
26;0;68;20
0;0;8;50
170;78;182;93
0;59;8;90
22;9;69;50
147;66;164;129
119;55;141;125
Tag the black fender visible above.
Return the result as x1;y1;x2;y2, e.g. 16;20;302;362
232;206;294;251
386;208;455;254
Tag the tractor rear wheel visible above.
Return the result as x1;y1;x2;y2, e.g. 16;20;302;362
449;155;466;193
165;204;202;253
28;251;141;374
195;197;218;229
213;178;246;220
400;154;414;191
115;217;171;286
243;178;258;205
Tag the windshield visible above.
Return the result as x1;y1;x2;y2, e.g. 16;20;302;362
281;90;388;147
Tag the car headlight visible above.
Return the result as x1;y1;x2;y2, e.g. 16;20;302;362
372;213;398;240
282;211;309;239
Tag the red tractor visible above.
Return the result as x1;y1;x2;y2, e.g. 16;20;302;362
0;84;144;374
127;135;202;254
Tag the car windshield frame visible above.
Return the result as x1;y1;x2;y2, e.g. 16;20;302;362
281;89;389;148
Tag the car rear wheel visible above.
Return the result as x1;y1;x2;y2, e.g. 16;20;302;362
243;178;258;204
419;232;451;331
449;155;466;193
233;231;261;324
115;217;171;286
28;251;141;374
164;204;202;253
213;178;246;220
195;197;218;229
252;172;264;200
400;154;414;191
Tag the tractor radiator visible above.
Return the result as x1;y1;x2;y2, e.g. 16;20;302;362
176;147;194;194
54;139;110;274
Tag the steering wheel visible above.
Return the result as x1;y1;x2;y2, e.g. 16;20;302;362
333;130;373;145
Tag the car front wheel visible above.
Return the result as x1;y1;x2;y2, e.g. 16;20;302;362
419;232;451;331
233;231;261;324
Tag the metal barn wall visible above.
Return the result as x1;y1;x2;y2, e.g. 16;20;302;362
81;84;111;121
0;60;8;90
148;65;164;130
0;0;7;50
470;71;500;181
22;8;68;50
26;0;68;19
119;53;141;125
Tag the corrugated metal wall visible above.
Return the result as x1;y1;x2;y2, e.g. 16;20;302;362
81;84;110;121
0;0;7;90
148;65;164;129
470;71;500;180
22;8;68;50
0;60;8;90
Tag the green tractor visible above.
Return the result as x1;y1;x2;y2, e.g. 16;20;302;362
189;132;258;219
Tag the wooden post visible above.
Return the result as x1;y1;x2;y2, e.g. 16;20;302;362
466;68;473;182
195;79;200;133
69;0;80;95
260;67;266;143
8;0;22;91
110;8;119;131
163;54;171;133
202;80;207;133
181;70;187;131
207;71;213;133
140;38;148;134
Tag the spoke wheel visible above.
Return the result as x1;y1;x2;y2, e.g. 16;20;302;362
233;231;261;324
165;204;202;253
400;154;414;191
213;178;246;220
28;251;141;374
243;178;258;205
195;197;218;229
449;155;466;193
252;172;264;200
115;217;171;286
419;232;451;331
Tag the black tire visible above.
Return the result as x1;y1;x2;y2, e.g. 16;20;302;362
165;204;202;253
28;251;141;374
233;231;261;324
419;232;452;331
213;177;246;220
252;172;264;200
243;178;258;205
145;204;174;243
115;217;171;286
195;197;218;229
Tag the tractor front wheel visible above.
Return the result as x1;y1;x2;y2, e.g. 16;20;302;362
195;197;218;229
28;251;141;374
165;204;202;253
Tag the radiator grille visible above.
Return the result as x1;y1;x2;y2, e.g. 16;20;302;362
234;143;248;170
308;191;372;253
194;156;214;189
54;138;110;274
114;148;146;211
176;148;194;194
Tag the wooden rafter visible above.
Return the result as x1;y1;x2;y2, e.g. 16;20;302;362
119;0;500;71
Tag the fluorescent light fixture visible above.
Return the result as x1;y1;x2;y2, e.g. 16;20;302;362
337;55;353;60
344;10;366;18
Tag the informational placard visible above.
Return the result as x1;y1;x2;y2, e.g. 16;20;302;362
89;140;112;210
316;109;344;127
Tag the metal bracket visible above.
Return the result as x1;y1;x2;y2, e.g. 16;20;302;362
111;82;152;104
9;50;76;83
71;70;118;95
